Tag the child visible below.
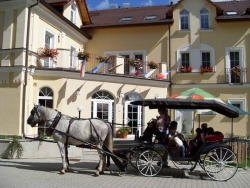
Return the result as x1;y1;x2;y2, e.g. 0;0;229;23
166;124;185;157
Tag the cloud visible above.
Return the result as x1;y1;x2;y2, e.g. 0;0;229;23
96;0;110;10
141;0;153;6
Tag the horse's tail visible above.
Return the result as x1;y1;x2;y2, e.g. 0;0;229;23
104;121;113;152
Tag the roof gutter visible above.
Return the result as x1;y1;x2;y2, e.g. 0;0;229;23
22;0;40;135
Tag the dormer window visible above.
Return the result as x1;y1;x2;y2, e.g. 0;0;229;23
144;15;157;20
225;11;238;15
71;1;77;24
180;9;189;30
200;8;209;29
120;17;133;22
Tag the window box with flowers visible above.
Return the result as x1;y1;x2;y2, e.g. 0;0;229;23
147;60;159;69
179;65;192;73
231;65;242;80
200;66;213;75
77;51;89;60
37;47;59;61
128;59;143;67
96;55;109;63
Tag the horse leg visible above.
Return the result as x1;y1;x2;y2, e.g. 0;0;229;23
57;141;68;174
94;144;104;176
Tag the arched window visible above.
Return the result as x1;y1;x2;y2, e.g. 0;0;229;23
180;9;189;30
37;87;54;136
91;91;114;123
200;8;209;29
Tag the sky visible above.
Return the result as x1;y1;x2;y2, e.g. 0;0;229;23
86;0;228;10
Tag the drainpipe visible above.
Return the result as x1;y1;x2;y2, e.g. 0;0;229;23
22;0;40;135
168;24;172;119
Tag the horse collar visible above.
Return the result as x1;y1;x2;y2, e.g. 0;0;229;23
46;112;62;136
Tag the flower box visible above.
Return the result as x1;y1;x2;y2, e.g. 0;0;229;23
231;65;242;78
77;51;89;60
179;66;192;73
128;59;142;67
96;55;109;63
37;47;59;60
200;66;213;75
147;60;159;69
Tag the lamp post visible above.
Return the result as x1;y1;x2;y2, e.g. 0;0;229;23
77;106;83;119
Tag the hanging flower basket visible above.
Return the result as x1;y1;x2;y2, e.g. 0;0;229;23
78;51;89;60
179;65;192;73
96;55;109;63
37;47;59;61
200;66;213;75
128;59;143;67
147;60;159;69
231;65;242;79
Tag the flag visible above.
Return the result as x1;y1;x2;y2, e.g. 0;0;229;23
143;69;156;78
92;62;105;73
108;64;122;73
156;70;171;79
80;59;86;78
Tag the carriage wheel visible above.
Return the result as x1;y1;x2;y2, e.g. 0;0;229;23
136;150;162;177
204;147;238;181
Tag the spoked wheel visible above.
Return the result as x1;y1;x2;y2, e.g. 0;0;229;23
204;147;238;181
136;150;162;177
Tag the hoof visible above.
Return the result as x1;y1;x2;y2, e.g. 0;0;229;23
93;172;99;177
60;169;65;174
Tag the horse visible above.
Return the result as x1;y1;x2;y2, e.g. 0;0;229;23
27;105;113;176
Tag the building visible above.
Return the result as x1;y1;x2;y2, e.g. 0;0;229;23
0;0;249;138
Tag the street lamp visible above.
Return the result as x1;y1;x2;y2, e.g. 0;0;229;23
77;106;83;119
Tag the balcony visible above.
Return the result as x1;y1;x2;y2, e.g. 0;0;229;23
225;68;247;85
41;50;167;80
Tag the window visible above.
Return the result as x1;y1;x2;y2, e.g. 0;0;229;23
71;1;76;24
230;52;240;83
200;8;209;29
181;53;189;67
44;30;55;67
227;98;246;112
70;46;76;68
135;54;143;60
225;11;238;15
202;52;210;67
38;87;53;136
180;9;189;30
121;55;130;75
120;17;133;22
144;15;157;20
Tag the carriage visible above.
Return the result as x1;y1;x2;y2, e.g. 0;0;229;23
27;97;239;181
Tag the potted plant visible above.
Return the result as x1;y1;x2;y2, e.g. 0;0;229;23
77;51;89;60
6;135;23;159
200;66;213;75
37;47;59;61
147;60;159;69
128;59;142;67
231;65;242;79
179;65;192;73
96;55;109;63
117;126;131;138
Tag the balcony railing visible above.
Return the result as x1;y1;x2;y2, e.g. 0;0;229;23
38;50;166;79
225;68;247;84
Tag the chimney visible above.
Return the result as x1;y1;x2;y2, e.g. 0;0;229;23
123;3;130;8
110;4;118;9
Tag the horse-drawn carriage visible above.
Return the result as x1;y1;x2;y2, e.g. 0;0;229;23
26;97;239;181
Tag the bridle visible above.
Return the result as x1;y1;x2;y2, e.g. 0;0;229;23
31;105;41;119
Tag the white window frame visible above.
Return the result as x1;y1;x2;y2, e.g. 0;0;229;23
200;7;210;29
225;46;245;83
104;50;147;62
43;29;56;67
177;43;215;72
227;98;246;112
71;0;77;24
70;45;77;68
179;9;189;30
92;99;113;123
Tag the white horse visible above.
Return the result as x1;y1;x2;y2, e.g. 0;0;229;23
27;105;113;176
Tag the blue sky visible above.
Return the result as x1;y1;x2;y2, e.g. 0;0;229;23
86;0;225;10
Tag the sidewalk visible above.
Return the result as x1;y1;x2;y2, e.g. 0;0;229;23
0;153;250;188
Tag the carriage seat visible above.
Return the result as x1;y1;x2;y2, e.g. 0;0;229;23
205;131;224;142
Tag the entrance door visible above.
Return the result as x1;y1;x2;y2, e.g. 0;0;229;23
92;99;113;123
124;101;142;135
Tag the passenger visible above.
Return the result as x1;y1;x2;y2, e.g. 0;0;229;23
165;124;185;157
186;128;204;156
201;123;208;136
177;133;188;152
205;127;224;141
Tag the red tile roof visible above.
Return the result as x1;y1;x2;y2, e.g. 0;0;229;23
82;5;173;29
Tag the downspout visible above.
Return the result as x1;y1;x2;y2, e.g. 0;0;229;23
168;24;172;119
22;0;40;135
